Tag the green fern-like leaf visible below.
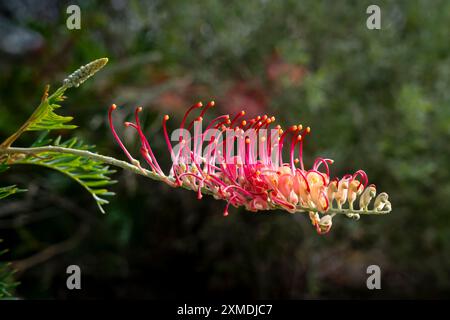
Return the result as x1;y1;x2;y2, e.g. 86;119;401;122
15;135;116;213
25;97;77;131
0;185;27;200
0;240;19;299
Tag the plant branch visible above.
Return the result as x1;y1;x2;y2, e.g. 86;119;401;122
0;145;160;180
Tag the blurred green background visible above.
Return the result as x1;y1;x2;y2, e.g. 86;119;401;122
0;0;449;299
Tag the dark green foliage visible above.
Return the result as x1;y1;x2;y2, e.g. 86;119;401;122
17;134;117;213
0;240;18;299
0;185;27;200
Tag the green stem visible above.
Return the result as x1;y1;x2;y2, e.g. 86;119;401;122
0;146;159;181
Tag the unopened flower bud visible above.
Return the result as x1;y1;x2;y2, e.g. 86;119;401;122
374;192;389;211
359;184;376;211
327;180;338;207
63;58;108;88
318;215;333;233
335;179;349;209
383;200;392;212
348;180;363;210
309;211;320;226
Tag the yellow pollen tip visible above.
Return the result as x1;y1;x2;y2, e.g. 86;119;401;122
164;115;169;121
111;104;117;110
241;120;247;126
294;158;300;164
137;106;143;112
306;127;311;133
241;111;246;115
210;101;215;106
298;124;303;130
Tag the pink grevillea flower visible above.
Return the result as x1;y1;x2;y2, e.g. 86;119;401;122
108;102;391;234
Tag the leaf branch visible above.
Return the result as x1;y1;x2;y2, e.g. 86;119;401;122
0;146;156;180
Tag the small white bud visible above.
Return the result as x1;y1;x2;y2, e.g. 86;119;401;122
359;185;376;211
374;192;389;211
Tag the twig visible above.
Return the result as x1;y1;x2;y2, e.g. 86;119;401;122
0;146;160;180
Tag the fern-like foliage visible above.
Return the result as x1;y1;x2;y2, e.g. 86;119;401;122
0;58;113;297
24;58;108;133
0;240;18;299
25;93;77;131
0;185;27;200
13;133;117;213
0;58;114;213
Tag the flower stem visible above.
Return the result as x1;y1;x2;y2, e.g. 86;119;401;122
0;146;391;216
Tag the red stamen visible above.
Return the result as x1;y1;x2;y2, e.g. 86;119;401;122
180;102;203;131
352;170;368;188
290;134;302;172
313;158;333;178
134;107;163;174
108;104;136;164
230;110;246;128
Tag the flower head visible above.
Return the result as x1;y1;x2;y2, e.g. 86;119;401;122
109;102;391;234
